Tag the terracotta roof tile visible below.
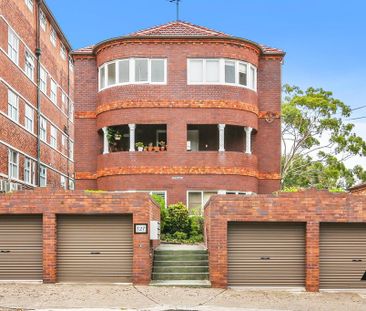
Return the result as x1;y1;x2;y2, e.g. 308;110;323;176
73;45;94;54
129;21;230;37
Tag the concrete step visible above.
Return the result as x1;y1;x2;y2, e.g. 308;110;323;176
150;280;211;288
153;260;209;266
152;272;209;280
154;254;208;261
153;266;209;273
155;250;208;255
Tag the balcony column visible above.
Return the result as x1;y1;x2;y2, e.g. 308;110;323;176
218;124;225;152
129;124;136;152
244;126;253;154
102;127;109;154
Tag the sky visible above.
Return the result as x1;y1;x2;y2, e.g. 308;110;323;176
47;0;366;166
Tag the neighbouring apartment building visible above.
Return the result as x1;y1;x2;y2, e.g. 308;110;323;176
73;21;285;212
0;0;75;191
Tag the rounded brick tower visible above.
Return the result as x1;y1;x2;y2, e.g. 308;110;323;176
73;21;285;212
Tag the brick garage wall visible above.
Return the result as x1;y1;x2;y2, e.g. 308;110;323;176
0;189;160;285
204;190;366;291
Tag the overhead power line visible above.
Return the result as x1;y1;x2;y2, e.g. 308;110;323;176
351;105;366;111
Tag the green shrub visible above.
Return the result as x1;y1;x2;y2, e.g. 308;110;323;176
164;202;190;234
173;231;187;240
151;194;167;232
189;215;204;237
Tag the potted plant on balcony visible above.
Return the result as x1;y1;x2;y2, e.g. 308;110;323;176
114;131;122;141
135;142;144;152
159;141;166;151
147;142;154;152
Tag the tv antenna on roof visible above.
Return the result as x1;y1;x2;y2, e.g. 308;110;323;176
169;0;181;21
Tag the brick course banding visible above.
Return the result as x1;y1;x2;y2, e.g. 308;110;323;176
0;189;160;285
204;190;366;291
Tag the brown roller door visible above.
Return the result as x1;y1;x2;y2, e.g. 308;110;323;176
320;223;366;289
228;222;305;287
57;215;133;283
0;215;42;280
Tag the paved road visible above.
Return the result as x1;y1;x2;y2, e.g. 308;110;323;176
0;284;365;311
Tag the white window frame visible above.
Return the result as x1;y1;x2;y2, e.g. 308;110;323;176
60;175;66;189
61;134;67;153
8;89;19;122
186;190;218;215
40;10;47;31
69;141;74;160
98;58;167;91
68;179;75;190
25;0;33;12
40;117;47;141
8;28;19;65
50;79;57;104
39;165;47;187
8;149;19;180
50;125;57;149
40;66;47;93
25;104;34;133
25;50;35;81
50;27;57;47
24;157;35;185
60;43;67;60
187;58;257;91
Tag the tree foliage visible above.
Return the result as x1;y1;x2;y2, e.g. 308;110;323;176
281;85;366;189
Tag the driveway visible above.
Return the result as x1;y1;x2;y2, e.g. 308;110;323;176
0;284;365;311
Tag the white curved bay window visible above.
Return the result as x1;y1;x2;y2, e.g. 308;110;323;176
188;58;257;91
99;58;167;90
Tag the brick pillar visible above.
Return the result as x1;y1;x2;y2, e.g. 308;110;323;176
132;211;152;285
43;213;57;283
306;221;319;292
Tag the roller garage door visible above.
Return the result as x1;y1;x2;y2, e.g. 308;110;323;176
0;215;42;280
57;215;133;282
228;222;305;287
320;223;366;289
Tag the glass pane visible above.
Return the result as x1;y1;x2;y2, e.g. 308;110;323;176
188;192;202;215
225;61;235;83
100;66;105;89
203;191;217;206
135;59;148;82
151;59;165;83
189;60;203;83
250;66;256;89
206;60;220;82
107;63;116;85
118;60;129;83
239;63;247;86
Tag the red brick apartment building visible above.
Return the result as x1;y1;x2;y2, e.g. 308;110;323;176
73;21;285;211
0;0;74;192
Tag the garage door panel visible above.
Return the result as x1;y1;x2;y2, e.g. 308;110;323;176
57;215;133;283
228;222;305;287
0;215;42;280
320;223;366;289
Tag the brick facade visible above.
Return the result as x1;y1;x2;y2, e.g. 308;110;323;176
0;0;74;190
204;190;366;291
0;189;160;284
73;21;285;206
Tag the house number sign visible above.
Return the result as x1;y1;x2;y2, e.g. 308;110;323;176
134;223;148;234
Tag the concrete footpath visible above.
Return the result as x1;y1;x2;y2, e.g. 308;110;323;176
0;283;365;311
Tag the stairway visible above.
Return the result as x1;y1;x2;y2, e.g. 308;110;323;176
150;244;211;287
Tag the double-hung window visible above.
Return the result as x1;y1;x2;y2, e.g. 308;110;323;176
50;125;57;149
25;0;33;12
135;59;148;82
69;141;74;160
8;150;19;180
60;175;66;189
40;67;47;93
8;89;19;122
24;157;35;185
39;10;46;31
39;165;47;187
50;80;57;104
61;134;67;153
25;51;35;81
40;117;47;141
60;43;66;60
25;104;34;133
50;27;57;46
8;28;19;64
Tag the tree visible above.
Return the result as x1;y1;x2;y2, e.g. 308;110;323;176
281;84;366;189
